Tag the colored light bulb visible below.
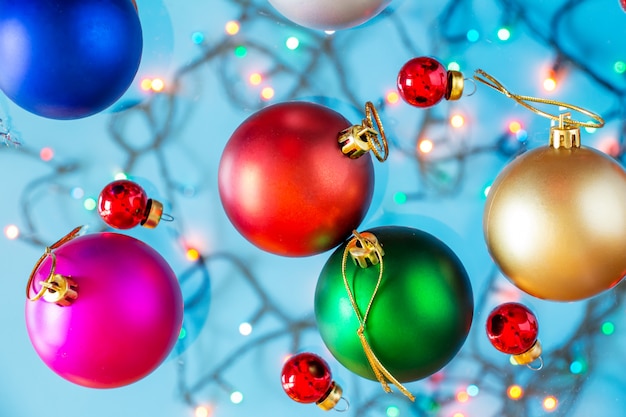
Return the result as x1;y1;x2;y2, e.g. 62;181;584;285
281;352;343;410
97;180;163;229
397;56;464;108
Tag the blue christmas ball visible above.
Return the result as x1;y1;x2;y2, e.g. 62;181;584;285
0;0;143;119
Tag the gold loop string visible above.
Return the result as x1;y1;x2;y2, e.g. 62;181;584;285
26;226;86;301
363;102;389;162
341;230;415;402
472;69;605;129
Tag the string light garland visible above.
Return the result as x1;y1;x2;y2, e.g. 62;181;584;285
1;0;625;416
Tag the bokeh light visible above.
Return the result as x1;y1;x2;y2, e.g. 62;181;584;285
40;147;54;161
543;396;558;411
386;405;400;417
456;390;469;403
239;322;253;336
601;321;615;335
451;114;465;128
195;405;211;417
230;391;244;404
466;385;479;397
508;121;522;133
543;76;557;91
386;91;400;104
419;139;434;153
507;385;523;400
394;192;407;205
467;29;480;42
447;61;461;71
261;87;275;100
186;248;200;261
234;45;247;58
83;198;97;211
191;31;205;44
225;20;240;35
285;36;299;50
497;27;511;41
4;224;19;240
249;73;262;85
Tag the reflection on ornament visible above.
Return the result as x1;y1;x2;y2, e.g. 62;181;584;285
25;227;183;388
397;57;465;107
281;352;345;411
484;118;626;301
97;179;170;229
268;0;390;31
218;101;387;257
315;226;473;396
0;0;142;119
486;302;542;369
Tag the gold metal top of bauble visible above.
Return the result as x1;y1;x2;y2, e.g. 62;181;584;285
549;113;580;149
338;102;388;162
446;70;464;101
347;231;384;268
316;382;343;411
141;199;164;228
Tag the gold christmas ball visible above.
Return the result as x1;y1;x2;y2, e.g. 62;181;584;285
484;145;626;301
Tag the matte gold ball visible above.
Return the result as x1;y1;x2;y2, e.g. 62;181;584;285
484;145;626;301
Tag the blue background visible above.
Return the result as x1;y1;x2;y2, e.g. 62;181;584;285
1;0;626;416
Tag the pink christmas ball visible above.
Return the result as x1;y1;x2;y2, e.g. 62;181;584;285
25;232;183;388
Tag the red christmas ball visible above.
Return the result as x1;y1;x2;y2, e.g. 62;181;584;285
486;302;538;355
218;101;375;257
281;352;333;403
97;180;163;229
397;57;452;107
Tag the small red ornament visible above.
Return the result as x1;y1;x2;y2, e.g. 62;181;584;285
97;179;164;229
397;56;464;107
486;302;542;368
218;101;387;257
281;352;343;411
621;0;626;12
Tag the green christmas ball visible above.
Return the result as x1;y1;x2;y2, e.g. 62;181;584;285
315;226;474;382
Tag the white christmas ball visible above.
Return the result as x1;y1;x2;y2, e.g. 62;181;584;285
268;0;391;31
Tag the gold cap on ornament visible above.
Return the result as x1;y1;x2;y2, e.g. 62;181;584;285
141;199;164;228
338;102;388;162
550;112;580;149
346;231;384;268
445;70;464;101
316;382;343;411
512;340;543;370
26;226;85;307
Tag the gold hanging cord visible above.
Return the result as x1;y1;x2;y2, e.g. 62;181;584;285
364;102;389;162
26;226;85;301
472;69;605;129
341;230;415;402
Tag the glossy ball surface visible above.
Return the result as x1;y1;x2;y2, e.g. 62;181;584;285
98;180;148;229
268;0;390;31
26;232;183;388
218;101;374;257
315;226;473;382
486;302;538;355
281;352;333;403
397;57;448;108
484;146;626;301
0;0;142;119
